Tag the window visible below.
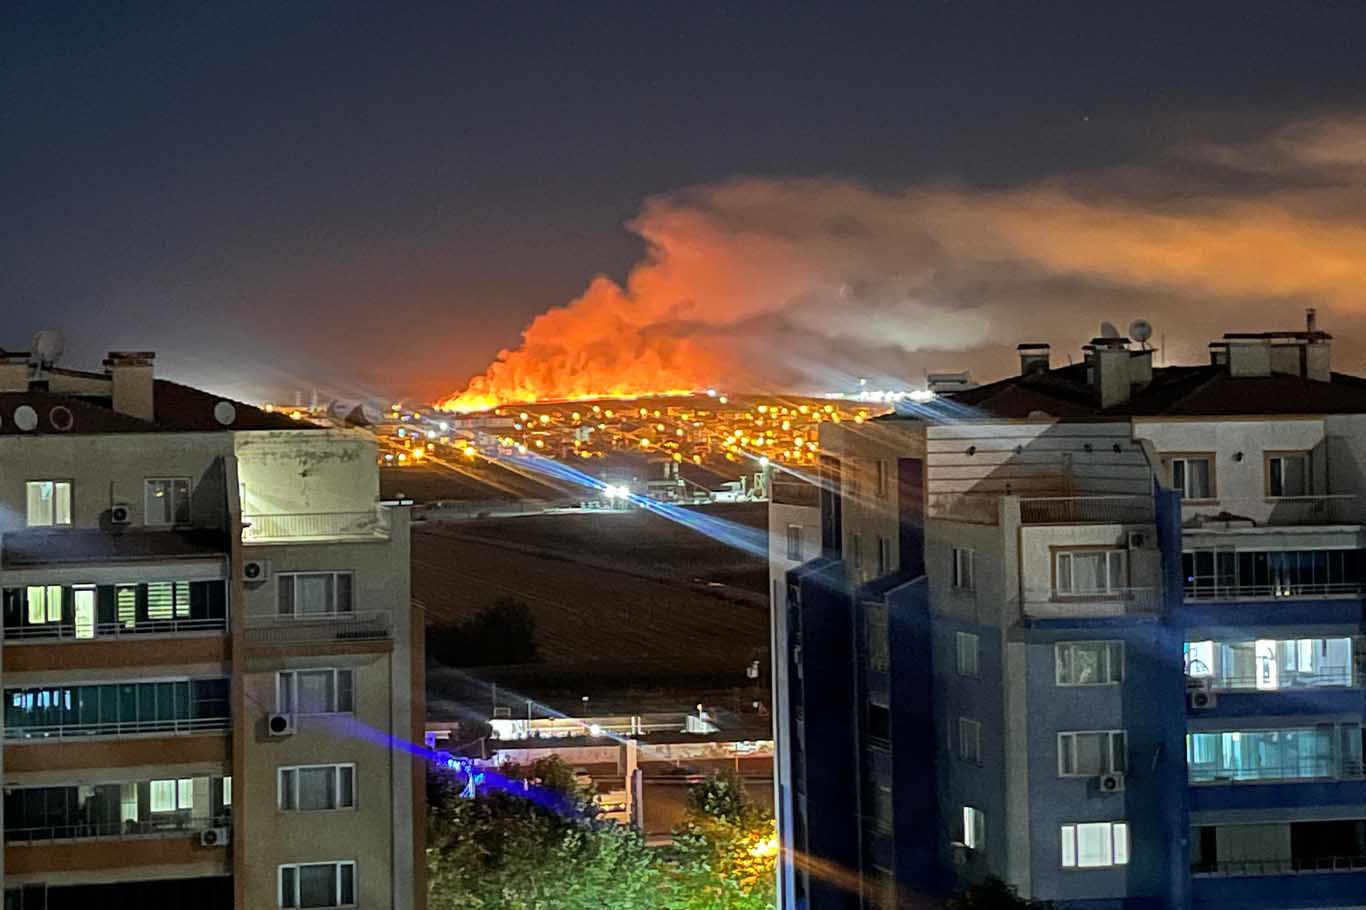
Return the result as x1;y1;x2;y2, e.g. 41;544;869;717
25;586;62;625
955;632;980;677
865;604;889;672
149;778;193;812
1055;641;1124;686
279;573;353;616
875;459;890;497
25;481;71;527
1170;456;1214;499
279;861;355;909
1183;547;1365;599
876;536;891;576
958;718;982;764
1185;637;1355;690
277;669;355;715
4;677;229;738
952;548;975;591
851;533;864;571
1056;550;1126;596
866;701;890;744
1186;726;1350;783
786;524;803;561
223;776;232;807
1058;731;1126;776
146;581;191;620
1267;453;1311;497
144;478;191;526
1061;822;1128;868
279;764;355;811
962;806;985;850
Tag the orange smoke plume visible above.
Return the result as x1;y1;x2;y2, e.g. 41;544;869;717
442;115;1366;411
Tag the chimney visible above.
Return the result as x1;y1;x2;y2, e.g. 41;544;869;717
104;351;156;422
1018;343;1051;376
1088;338;1132;409
0;353;30;393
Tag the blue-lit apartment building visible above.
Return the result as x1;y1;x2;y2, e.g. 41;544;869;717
775;319;1366;910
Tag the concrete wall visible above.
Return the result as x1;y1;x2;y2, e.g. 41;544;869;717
235;429;379;516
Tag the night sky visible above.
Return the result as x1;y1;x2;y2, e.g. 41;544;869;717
7;2;1366;405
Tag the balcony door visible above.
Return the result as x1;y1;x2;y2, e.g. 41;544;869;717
73;586;96;640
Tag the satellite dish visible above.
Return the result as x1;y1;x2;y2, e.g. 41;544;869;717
1099;321;1122;339
14;405;38;432
213;401;237;426
1129;319;1153;345
30;330;65;366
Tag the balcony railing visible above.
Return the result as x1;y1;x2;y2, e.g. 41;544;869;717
1186;670;1359;691
1185;581;1363;601
3;715;230;742
243;611;391;644
1022;586;1163;617
1020;495;1155;525
242;510;390;542
3;617;227;642
1183;495;1360;528
5;816;229;845
1188;757;1346;785
1193;855;1366;877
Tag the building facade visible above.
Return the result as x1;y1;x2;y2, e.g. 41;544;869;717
0;350;423;909
776;321;1366;910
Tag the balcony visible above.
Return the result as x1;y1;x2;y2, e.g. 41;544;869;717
1021;586;1163;619
1194;855;1366;877
1182;495;1360;528
1020;495;1155;524
243;610;391;645
3;716;230;742
3;617;227;642
241;509;390;542
5;816;228;846
927;493;1000;525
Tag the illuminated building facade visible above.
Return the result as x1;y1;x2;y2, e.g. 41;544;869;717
0;349;422;910
777;319;1366;909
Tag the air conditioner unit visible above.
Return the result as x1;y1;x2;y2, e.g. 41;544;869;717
267;713;294;736
1127;531;1148;549
1189;690;1218;710
110;503;133;525
1097;772;1126;793
242;559;271;583
199;826;230;847
1186;676;1212;692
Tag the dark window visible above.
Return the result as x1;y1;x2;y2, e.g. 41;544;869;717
867;701;891;744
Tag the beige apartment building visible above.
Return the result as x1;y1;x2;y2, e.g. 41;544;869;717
0;347;424;910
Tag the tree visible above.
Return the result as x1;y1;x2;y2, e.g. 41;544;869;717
946;876;1043;910
426;755;662;910
428;597;539;668
667;770;778;910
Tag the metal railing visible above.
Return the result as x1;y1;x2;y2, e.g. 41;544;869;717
1193;855;1366;877
3;617;227;641
5;816;229;845
1186;671;1358;691
1020;495;1155;525
243;610;391;644
1188;757;1343;784
3;716;230;742
1183;495;1360;528
1185;581;1364;601
242;510;390;542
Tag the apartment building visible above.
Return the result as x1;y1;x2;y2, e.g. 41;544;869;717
776;317;1366;910
0;347;423;910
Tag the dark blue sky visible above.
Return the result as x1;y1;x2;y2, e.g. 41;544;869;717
6;2;1366;403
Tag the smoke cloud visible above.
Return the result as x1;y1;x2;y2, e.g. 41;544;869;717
442;115;1366;411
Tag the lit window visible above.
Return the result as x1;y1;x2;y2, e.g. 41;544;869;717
278;573;354;616
277;669;355;715
150;778;194;812
279;764;356;811
1058;731;1126;776
223;776;232;807
955;632;980;677
952;548;975;591
962;806;985;851
25;585;63;625
1268;453;1311;497
26;481;72;527
1055;550;1126;596
145;478;192;526
1056;641;1124;686
279;861;355;909
1061;822;1128;868
1170;456;1214;499
958;718;982;764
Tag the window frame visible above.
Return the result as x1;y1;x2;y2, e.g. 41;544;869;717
278;763;357;812
1060;821;1129;869
1266;451;1312;498
962;806;985;851
25;480;73;528
958;717;982;764
1166;453;1216;501
1053;548;1127;598
144;477;193;527
876;535;891;576
1057;730;1127;777
276;668;356;716
278;860;356;909
785;524;803;562
875;459;890;497
1055;641;1125;686
955;631;980;677
952;547;976;591
277;572;354;618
